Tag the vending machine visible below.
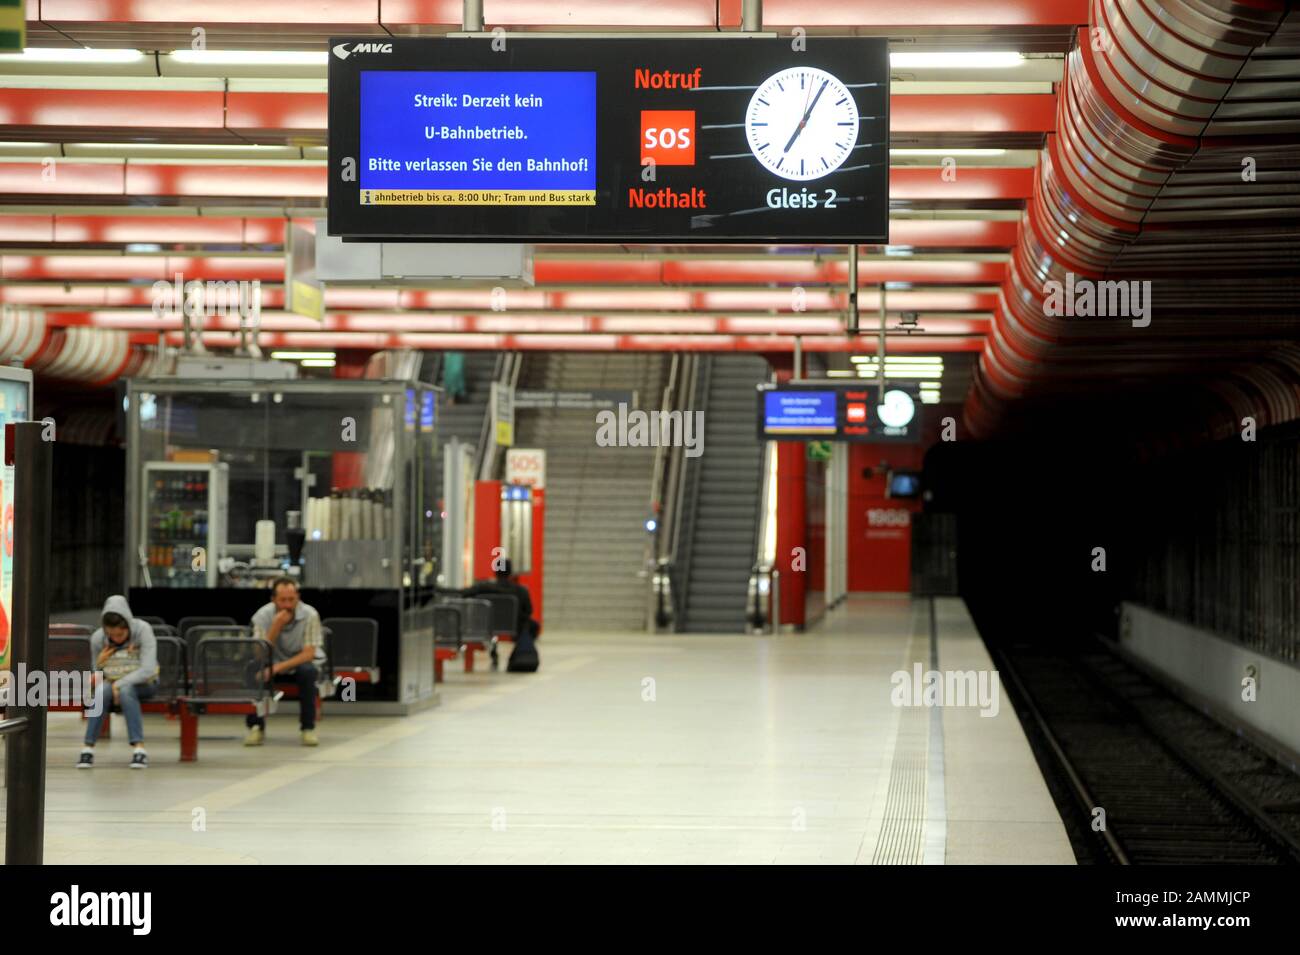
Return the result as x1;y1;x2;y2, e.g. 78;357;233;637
139;461;229;588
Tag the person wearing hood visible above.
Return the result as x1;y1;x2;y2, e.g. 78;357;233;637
79;595;158;770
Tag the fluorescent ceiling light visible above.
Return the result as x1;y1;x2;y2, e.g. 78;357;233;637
300;359;336;368
890;148;1007;157
271;350;336;361
856;367;943;378
0;47;145;64
920;393;941;404
169;50;328;66
72;142;293;155
891;51;1024;69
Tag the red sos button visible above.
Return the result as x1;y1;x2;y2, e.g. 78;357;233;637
640;110;695;166
846;402;868;424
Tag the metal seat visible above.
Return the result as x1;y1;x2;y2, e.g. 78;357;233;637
458;598;493;647
480;593;520;640
177;615;238;643
438;597;496;672
46;634;93;707
49;623;93;637
432;603;464;682
175;636;278;762
432;603;463;649
47;633;93;672
137;615;168;627
151;623;179;638
183;625;251;675
322;617;380;684
153;635;188;702
191;636;275;709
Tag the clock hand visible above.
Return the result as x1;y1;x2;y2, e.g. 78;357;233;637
783;78;829;153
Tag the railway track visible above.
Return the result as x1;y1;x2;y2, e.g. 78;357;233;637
990;636;1300;865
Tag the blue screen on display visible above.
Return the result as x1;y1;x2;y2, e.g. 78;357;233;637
763;391;837;435
360;70;597;194
0;381;28;426
889;472;921;497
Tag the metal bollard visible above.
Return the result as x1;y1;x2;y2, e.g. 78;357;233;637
770;569;781;635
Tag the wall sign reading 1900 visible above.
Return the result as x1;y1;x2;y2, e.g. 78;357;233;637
327;36;889;243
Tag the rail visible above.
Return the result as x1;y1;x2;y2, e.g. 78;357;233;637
647;354;700;630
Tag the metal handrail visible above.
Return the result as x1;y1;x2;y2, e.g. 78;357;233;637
643;354;681;629
667;354;710;628
0;717;29;736
746;563;781;634
751;370;779;575
664;354;699;570
647;352;679;544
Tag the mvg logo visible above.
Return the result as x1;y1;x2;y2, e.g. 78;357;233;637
332;41;394;59
50;885;151;935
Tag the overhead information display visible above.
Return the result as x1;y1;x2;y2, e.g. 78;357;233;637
329;36;889;243
757;382;920;443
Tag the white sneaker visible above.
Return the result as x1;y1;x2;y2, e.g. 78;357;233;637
76;747;94;769
243;725;264;746
129;749;148;770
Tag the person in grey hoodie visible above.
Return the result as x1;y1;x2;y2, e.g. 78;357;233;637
79;595;158;770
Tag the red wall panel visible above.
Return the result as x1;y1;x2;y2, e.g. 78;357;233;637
847;443;924;593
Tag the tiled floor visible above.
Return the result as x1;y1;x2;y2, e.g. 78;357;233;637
3;596;1072;864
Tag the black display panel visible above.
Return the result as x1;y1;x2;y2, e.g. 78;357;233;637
757;382;921;443
328;36;889;243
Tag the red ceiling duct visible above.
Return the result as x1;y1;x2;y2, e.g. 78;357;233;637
964;0;1300;440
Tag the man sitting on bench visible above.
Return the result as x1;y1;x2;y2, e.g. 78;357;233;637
244;577;322;748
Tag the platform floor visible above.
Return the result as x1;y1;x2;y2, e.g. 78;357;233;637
2;596;1073;864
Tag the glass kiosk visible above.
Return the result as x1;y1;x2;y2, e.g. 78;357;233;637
124;378;439;712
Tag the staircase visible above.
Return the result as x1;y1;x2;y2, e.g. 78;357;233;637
432;351;500;566
678;355;770;633
513;353;671;631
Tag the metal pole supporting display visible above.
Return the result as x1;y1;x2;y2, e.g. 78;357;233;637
463;0;484;32
4;422;52;865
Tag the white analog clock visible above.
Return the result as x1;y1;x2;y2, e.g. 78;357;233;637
745;67;859;181
878;389;916;429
